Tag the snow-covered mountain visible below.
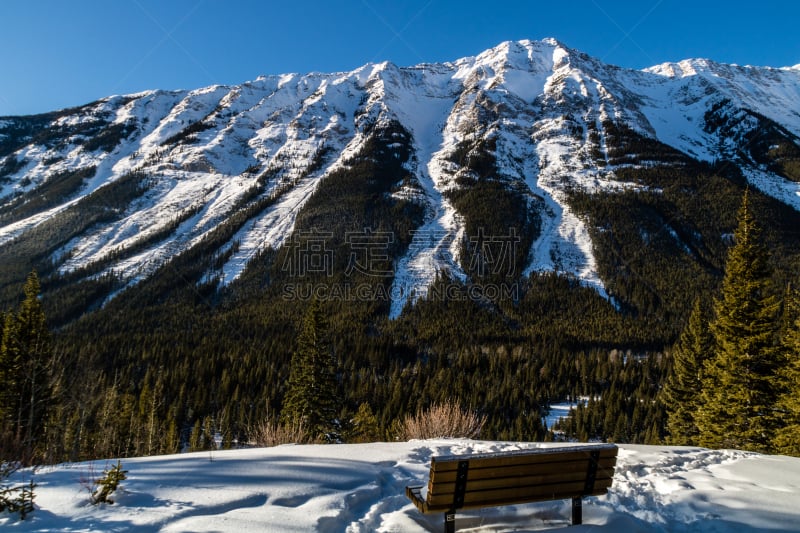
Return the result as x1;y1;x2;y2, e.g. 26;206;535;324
1;38;799;317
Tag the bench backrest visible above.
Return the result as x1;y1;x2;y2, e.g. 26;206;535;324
423;444;618;511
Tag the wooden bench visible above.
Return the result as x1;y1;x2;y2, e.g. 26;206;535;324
405;443;618;532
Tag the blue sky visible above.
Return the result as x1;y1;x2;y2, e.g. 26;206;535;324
2;0;799;116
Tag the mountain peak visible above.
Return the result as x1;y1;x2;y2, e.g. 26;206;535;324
457;38;571;84
1;39;799;320
485;37;567;63
644;57;720;78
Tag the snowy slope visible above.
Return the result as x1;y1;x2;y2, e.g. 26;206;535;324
1;38;799;315
3;440;800;532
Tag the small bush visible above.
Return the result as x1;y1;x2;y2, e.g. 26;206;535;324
399;400;486;440
91;460;127;505
249;417;314;447
0;463;36;520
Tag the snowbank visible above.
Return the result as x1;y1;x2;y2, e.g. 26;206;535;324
3;440;800;532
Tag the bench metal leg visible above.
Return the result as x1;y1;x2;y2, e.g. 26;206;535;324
572;496;582;525
445;510;456;533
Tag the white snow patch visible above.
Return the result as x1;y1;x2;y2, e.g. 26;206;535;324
742;166;800;211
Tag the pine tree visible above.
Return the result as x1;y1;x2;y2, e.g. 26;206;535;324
137;371;164;456
0;271;53;461
280;299;340;441
189;419;203;451
202;416;216;450
774;287;800;455
697;192;782;452
91;460;127;505
348;402;381;443
166;418;181;453
663;299;713;445
0;310;18;448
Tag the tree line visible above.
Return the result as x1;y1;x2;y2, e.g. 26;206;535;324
663;190;800;454
0;192;797;465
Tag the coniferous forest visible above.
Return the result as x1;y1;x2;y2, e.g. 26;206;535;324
1;117;799;466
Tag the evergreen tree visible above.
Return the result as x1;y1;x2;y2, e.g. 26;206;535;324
202;416;216;450
280;299;340;441
137;371;164;456
697;192;782;452
774;287;800;455
0;271;53;461
663;298;713;445
348;402;381;443
0;311;18;445
189;419;203;451
96;380;132;459
164;418;181;454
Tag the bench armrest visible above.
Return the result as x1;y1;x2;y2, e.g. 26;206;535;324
405;485;428;513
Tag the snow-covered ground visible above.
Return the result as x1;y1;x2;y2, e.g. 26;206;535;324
3;439;800;532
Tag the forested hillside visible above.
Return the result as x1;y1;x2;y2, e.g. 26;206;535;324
2;138;797;463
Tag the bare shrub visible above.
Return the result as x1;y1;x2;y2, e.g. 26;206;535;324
248;418;315;447
400;400;486;440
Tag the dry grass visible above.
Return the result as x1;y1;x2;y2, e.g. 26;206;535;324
400;399;486;440
248;418;315;447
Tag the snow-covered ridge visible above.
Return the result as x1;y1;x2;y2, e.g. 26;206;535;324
1;38;799;314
